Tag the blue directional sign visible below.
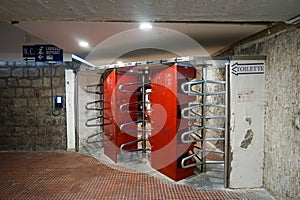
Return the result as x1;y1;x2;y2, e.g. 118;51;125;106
22;45;36;61
35;45;63;62
22;44;63;62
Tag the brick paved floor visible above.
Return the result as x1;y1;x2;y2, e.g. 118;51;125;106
0;152;274;200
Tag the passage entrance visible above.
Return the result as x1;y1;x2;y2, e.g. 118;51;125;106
98;57;228;184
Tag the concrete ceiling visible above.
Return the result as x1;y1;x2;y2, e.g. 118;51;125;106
0;0;299;64
14;21;267;65
1;0;299;22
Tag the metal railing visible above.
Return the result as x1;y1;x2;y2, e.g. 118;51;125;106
180;64;227;172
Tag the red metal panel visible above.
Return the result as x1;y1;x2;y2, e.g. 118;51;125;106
103;69;138;163
149;65;196;181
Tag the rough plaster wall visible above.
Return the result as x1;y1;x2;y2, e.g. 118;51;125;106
0;61;74;151
223;26;300;200
77;71;103;154
184;64;226;160
206;67;226;150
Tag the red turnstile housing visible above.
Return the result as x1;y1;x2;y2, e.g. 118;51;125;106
103;68;139;162
103;65;196;181
149;65;196;181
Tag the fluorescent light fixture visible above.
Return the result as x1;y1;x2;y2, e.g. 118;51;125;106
139;22;152;30
286;15;300;24
79;41;89;48
71;54;96;68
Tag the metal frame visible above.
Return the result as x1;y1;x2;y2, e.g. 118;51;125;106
77;56;230;187
84;79;105;145
117;69;151;157
179;60;228;177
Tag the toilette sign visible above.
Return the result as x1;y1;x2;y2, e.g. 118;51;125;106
23;44;63;62
231;62;265;76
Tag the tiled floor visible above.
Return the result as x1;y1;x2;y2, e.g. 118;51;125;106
0;152;274;200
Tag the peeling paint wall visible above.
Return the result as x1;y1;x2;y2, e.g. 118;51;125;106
228;59;265;189
220;24;300;200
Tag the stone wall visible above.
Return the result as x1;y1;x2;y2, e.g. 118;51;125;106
219;24;300;200
0;61;74;151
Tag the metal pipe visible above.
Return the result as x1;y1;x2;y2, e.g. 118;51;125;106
50;63;60;116
201;66;207;172
85;100;103;110
141;73;147;157
119;101;149;114
181;127;204;143
224;62;230;188
118;82;145;94
84;83;103;94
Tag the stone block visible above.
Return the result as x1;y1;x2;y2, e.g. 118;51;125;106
7;78;18;87
57;115;67;125
23;88;35;97
55;88;65;94
26;116;39;127
43;78;51;87
15;88;24;97
36;127;46;136
40;89;51;97
0;128;13;136
36;107;50;116
13;116;26;126
28;68;40;77
14;98;27;107
24;107;36;116
0;68;10;77
53;77;63;87
28;98;39;107
0;136;13;146
1;88;15;97
31;79;43;87
13;127;26;136
43;67;52;77
11;68;23;77
56;68;65;77
39;98;50;106
18;79;31;87
0;79;7;88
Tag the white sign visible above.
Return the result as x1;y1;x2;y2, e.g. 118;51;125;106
231;62;265;76
229;59;265;188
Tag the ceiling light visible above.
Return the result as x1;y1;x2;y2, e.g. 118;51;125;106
139;22;152;30
79;41;89;48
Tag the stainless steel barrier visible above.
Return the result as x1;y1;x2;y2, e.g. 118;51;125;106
118;70;151;156
180;64;227;172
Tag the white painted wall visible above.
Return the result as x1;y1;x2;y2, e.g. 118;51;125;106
229;59;265;188
65;69;76;151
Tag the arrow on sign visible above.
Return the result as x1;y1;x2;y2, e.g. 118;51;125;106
231;62;264;76
24;58;35;61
